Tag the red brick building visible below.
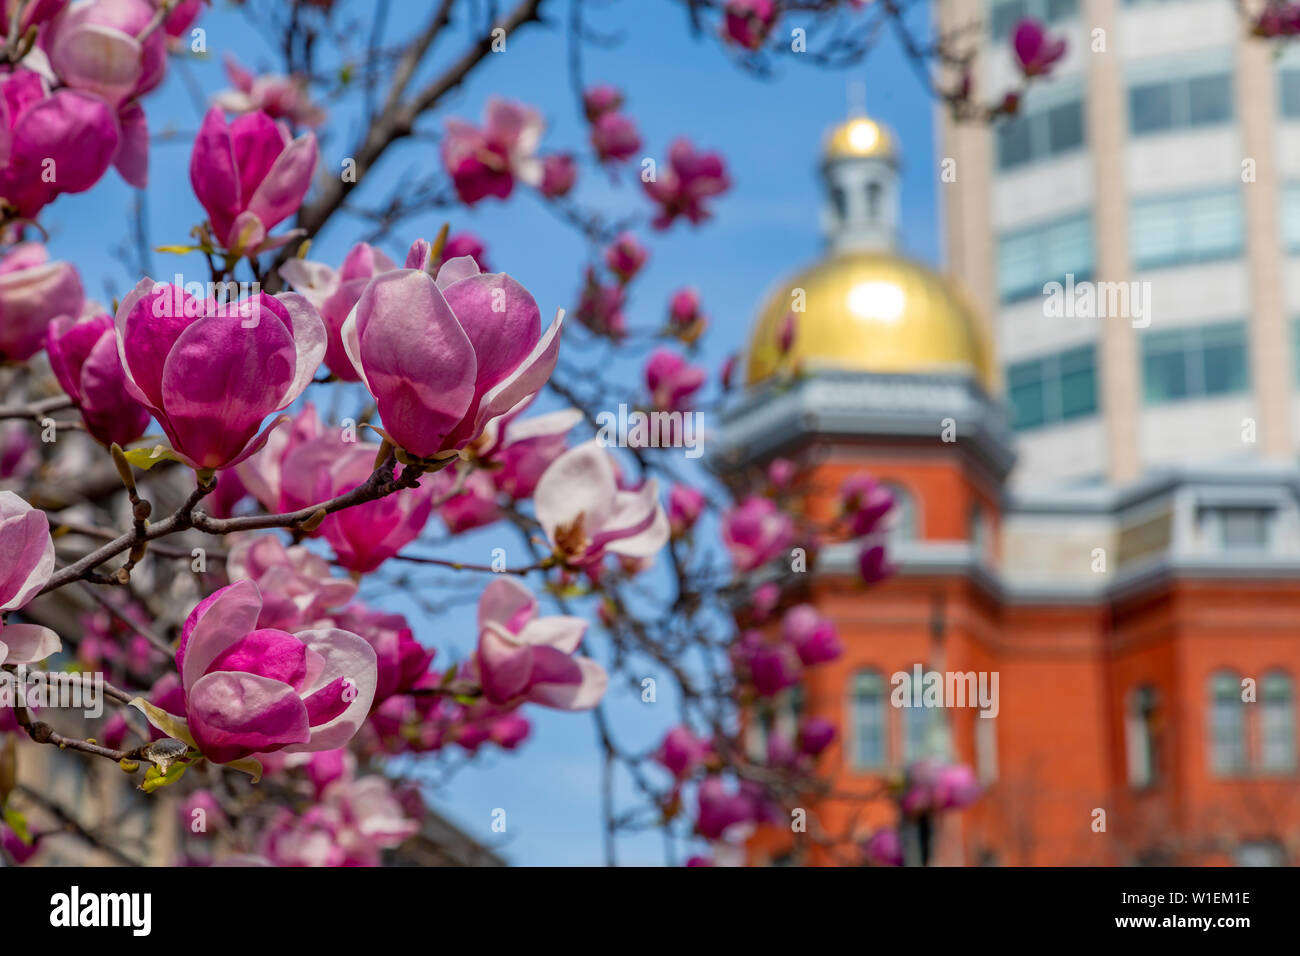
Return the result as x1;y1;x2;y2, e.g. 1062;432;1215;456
722;116;1300;866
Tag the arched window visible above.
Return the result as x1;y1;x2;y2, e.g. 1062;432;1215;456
881;482;918;542
1126;684;1161;787
866;181;882;219
969;502;988;560
850;671;886;768
1208;671;1247;776
1260;671;1295;773
901;703;933;764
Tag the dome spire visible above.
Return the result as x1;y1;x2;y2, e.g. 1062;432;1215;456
820;102;899;255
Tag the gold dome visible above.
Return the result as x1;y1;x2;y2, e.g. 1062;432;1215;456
824;117;895;161
744;251;999;392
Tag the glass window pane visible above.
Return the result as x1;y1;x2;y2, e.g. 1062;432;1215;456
1008;361;1046;429
997;116;1033;169
1142;331;1188;404
1282;187;1300;251
1130;82;1173;134
1047;215;1094;279
1210;672;1246;775
990;0;1028;40
1047;100;1083;155
1045;0;1077;22
1187;73;1232;126
1261;674;1295;772
1201;323;1248;396
852;673;885;767
1059;346;1097;419
1281;69;1300;118
997;232;1039;300
1131;199;1181;269
1188;192;1242;261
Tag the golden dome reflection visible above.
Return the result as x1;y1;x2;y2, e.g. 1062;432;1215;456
743;252;1000;393
825;117;895;161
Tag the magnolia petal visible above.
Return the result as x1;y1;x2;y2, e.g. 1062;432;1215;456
0;623;61;665
180;580;265;692
281;627;377;753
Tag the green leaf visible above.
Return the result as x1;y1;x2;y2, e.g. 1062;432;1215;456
2;807;31;845
122;444;184;471
140;760;190;794
154;244;203;255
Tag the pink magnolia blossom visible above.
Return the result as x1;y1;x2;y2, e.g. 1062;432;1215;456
798;716;836;756
45;0;167;109
476;406;582;500
0;242;83;361
329;603;432;707
0;491;60;668
113;279;326;471
1012;18;1066;77
154;0;201;38
645;347;706;412
435;468;502;534
589;110;641;163
438;232;491;272
778;310;796;354
0;422;37;482
0;823;39;864
235;401;324;513
655;725;710;779
189;106;319;254
574;266;627;339
473;577;606;710
214;54;326;128
440;98;543;204
719;353;737;391
179;790;227;836
0;69;120;217
306;441;435;573
643;139;730;229
722;0;777;50
668;483;706;537
861;828;903;866
538;152;578;198
667;287;708;342
581;84;623;122
47;304;151;447
781;604;842;666
840;473;894;536
279;242;399;382
901;759;981;815
140;579;377;765
340;253;562;462
858;543;893;583
0;0;67;36
226;534;357;631
696;776;761;840
734;629;801;696
721;495;794;572
604;232;648;282
261;773;417;866
767;457;796;491
534;441;669;567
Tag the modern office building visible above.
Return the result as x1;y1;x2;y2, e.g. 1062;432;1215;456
724;27;1300;862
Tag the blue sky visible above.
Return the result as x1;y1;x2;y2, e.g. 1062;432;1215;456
42;0;942;865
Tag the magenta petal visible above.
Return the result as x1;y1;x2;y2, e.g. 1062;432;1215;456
113;102;148;188
207;628;309;689
179;580;264;691
351;269;478;458
245;130;318;234
463;309;564;446
477;627;533;705
187;670;311;763
158;307;295;469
